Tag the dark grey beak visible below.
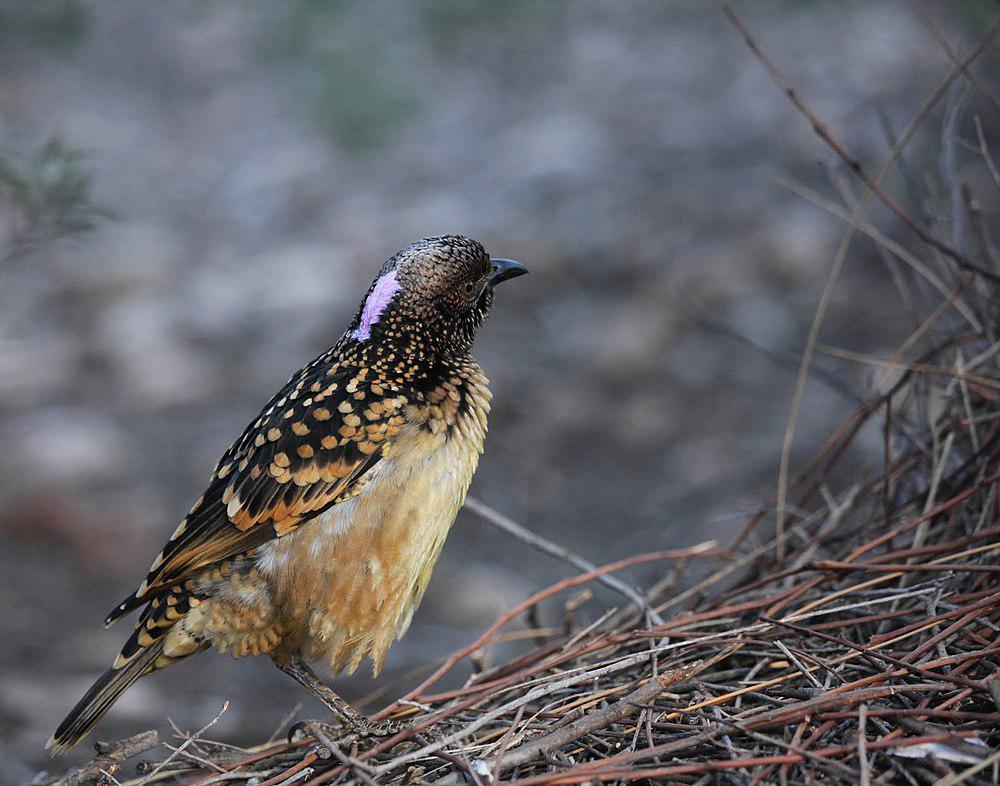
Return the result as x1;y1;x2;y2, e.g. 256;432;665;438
489;258;529;286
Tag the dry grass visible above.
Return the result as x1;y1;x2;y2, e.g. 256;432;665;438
44;6;1000;785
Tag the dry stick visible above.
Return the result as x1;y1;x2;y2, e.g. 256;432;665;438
975;116;1000;190
964;184;998;272
417;636;607;704
159;744;300;786
160;730;226;777
868;593;1000;647
943;85;972;262
370;637;741;777
307;726;377;786
726;6;1000;285
563;609;962;768
774;640;823;691
814;560;1000;574
818;708;1000;724
908;0;1000;123
867;525;1000;559
302;684;505;786
784;484;861;575
722;4;1000;559
471;652;735;780
488;703;526;781
813;345;1000;391
750;719;820;786
740;683;955;732
139;703;229;786
762;617;986;693
254;755;319;786
773;176;981;330
292;544;980;775
655;531;790;615
729;330;967;551
470;660;848;785
749;467;993;775
856;705;872;784
370;543;721;722
299;560;722;779
681;296;862;402
901;604;994;664
464;496;664;625
502;733;983;786
503;677;976;786
884;396;894;532
794;543;1000;619
710;715;863;783
51;732;159;786
798;332;987;517
829;159;916;316
647;599;993;729
844;471;1000;564
782;285;970;573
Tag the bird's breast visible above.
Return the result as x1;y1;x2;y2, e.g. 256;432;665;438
257;371;490;674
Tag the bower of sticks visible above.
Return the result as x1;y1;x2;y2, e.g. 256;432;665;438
44;12;1000;786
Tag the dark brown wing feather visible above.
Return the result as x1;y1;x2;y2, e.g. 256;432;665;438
105;349;410;625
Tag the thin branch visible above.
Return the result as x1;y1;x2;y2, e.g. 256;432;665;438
474;648;740;778
139;703;229;786
723;3;1000;559
51;732;159;786
908;0;1000;123
724;5;1000;285
464;496;664;625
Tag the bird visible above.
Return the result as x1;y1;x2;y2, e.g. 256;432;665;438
49;235;527;752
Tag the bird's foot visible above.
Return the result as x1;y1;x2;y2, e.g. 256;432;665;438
348;717;405;738
289;717;404;749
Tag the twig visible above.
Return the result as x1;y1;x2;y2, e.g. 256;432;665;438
859;703;871;786
464;496;664;625
974;116;1000;190
51;732;159;786
762;617;987;692
308;726;378;786
476;647;741;778
371;543;721;721
139;703;228;786
908;0;1000;123
723;4;999;558
724;5;1000;284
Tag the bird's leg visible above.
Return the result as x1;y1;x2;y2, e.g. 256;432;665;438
273;656;363;725
272;656;402;740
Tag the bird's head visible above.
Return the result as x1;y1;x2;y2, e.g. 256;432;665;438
348;235;527;355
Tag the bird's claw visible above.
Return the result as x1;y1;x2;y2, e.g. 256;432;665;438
353;717;404;738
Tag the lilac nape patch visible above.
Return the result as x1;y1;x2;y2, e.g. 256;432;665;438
353;269;401;341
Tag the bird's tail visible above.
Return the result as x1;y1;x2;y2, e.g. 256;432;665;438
48;585;205;753
47;640;163;754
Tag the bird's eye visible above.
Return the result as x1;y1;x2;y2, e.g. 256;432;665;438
464;281;475;294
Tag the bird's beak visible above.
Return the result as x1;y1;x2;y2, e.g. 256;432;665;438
489;258;529;286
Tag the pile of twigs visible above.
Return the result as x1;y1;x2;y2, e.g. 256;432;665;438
46;7;1000;786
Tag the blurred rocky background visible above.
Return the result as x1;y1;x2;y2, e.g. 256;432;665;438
1;0;997;779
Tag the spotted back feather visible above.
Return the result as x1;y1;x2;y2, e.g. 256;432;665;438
105;353;410;625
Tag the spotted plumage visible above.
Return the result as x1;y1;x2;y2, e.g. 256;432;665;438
50;236;527;752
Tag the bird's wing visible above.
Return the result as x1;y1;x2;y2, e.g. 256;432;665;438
105;352;411;625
